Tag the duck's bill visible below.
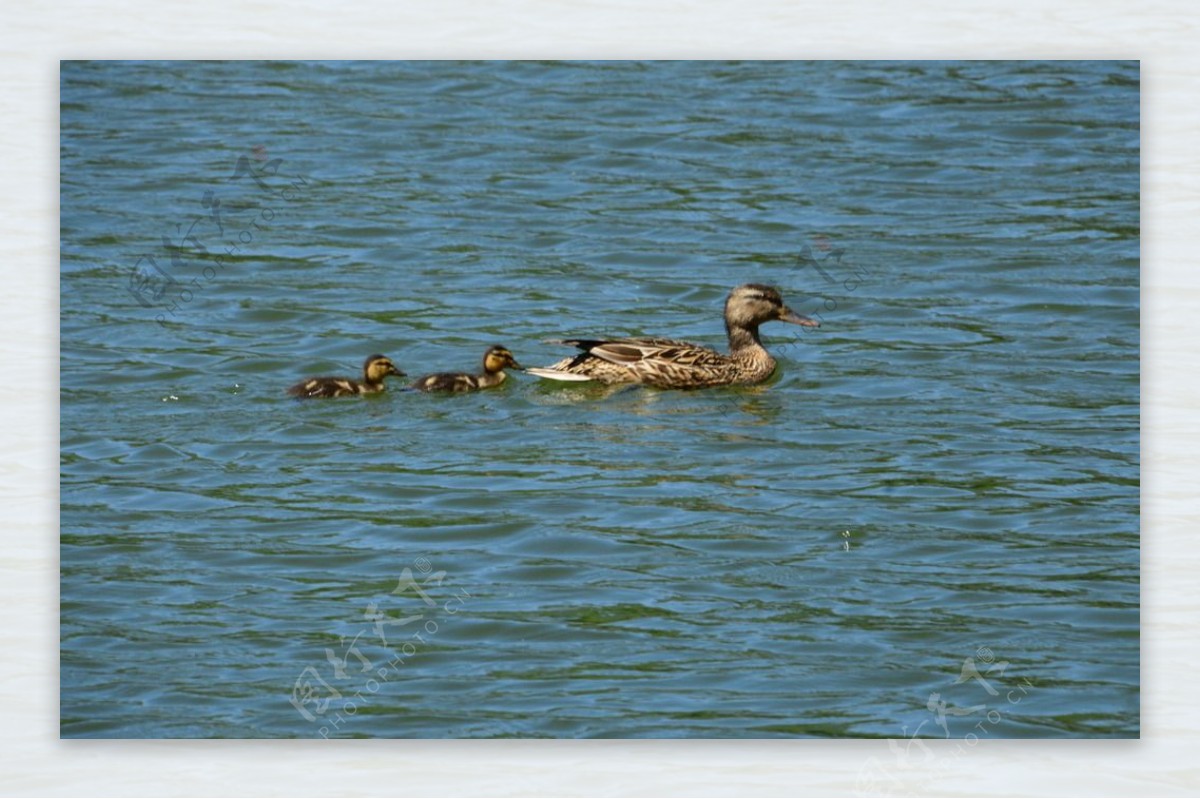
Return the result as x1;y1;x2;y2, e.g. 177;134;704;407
780;308;820;328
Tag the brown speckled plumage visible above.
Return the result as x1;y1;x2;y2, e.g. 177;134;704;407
287;354;404;399
527;284;818;389
410;345;522;393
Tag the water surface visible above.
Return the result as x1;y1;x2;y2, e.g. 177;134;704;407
60;60;1139;738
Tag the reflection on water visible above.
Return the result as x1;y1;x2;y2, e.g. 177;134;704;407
61;60;1138;738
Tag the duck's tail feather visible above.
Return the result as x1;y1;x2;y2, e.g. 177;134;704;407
542;338;609;351
524;367;596;382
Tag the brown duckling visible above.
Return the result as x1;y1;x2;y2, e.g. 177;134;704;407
287;353;405;399
410;345;522;393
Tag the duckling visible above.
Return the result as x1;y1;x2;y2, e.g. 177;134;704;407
410;345;522;393
287;353;405;399
525;283;818;389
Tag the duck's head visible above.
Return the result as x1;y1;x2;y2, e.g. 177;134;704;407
483;345;522;373
724;284;819;331
364;354;405;382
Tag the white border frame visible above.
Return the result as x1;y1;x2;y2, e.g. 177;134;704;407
11;1;1193;795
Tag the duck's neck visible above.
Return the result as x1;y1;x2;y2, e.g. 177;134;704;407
726;322;766;356
360;372;386;393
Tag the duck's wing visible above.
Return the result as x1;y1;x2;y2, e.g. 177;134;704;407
410;372;480;392
578;337;727;369
530;337;728;384
286;377;359;398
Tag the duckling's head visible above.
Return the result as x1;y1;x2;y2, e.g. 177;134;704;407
364;354;405;382
483;345;522;373
724;284;819;331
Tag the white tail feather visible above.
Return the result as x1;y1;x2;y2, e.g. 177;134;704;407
524;368;596;382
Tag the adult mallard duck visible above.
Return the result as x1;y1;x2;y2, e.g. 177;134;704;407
525;284;818;389
287;353;405;398
410;345;522;393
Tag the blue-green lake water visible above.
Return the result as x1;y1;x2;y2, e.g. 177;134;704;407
60;61;1139;738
